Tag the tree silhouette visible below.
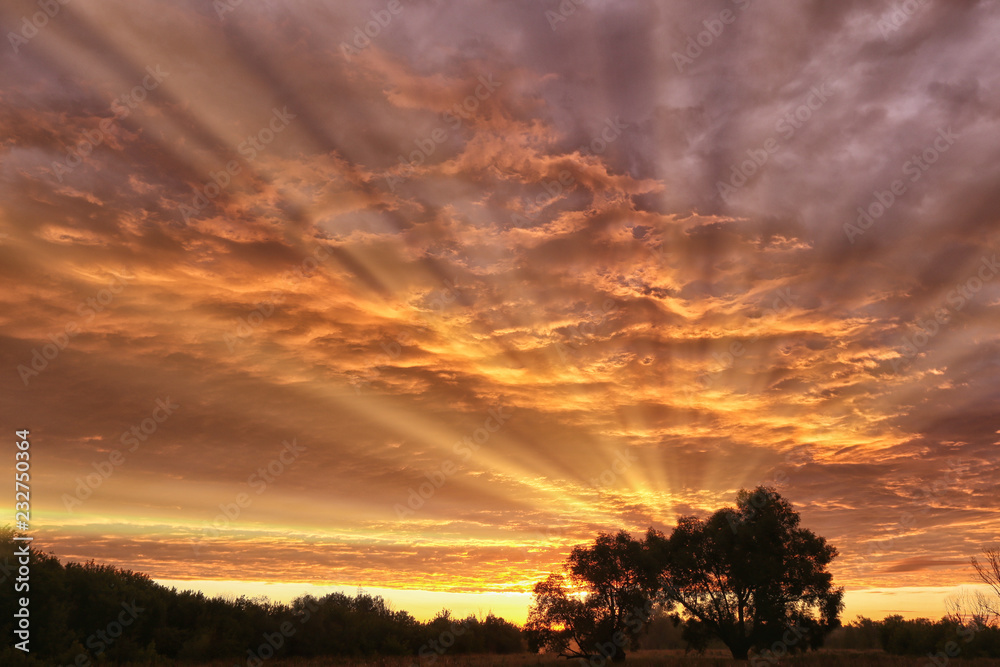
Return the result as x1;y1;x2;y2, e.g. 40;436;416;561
951;548;1000;628
0;526;526;663
525;530;659;662
652;486;844;660
972;549;1000;624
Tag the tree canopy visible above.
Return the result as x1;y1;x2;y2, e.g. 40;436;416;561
525;530;659;662
527;487;844;662
656;486;844;660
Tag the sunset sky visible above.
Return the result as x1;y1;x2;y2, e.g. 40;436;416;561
2;0;999;624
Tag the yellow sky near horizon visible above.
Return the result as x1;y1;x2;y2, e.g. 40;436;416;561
147;580;990;626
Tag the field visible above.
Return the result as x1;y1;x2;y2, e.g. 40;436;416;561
195;649;1000;666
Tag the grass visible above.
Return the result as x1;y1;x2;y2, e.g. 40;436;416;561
193;648;1000;666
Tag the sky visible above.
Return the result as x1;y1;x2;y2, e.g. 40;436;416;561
1;0;999;624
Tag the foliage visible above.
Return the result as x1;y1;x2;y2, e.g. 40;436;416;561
655;486;844;660
525;530;660;662
0;527;526;663
827;615;1000;659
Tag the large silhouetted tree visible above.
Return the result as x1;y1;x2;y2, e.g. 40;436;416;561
653;486;844;660
525;530;660;662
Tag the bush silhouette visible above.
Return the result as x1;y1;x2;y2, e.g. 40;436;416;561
0;526;526;663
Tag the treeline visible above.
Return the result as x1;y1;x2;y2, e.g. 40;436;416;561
827;616;1000;659
4;524;999;664
601;615;1000;658
0;529;523;665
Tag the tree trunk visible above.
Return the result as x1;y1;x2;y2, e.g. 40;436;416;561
726;641;750;661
